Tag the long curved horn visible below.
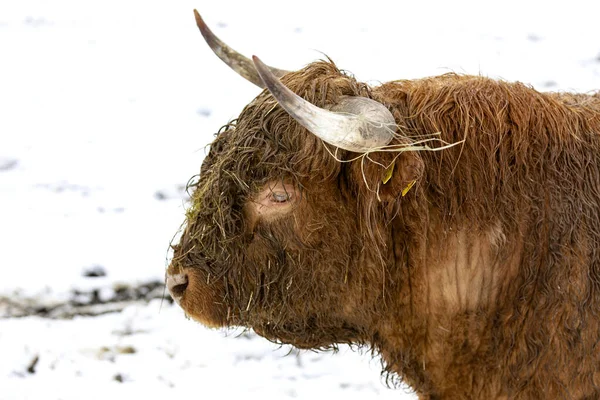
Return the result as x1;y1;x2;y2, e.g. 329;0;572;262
252;56;396;153
193;10;289;88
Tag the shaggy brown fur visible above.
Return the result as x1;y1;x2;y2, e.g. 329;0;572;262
168;60;600;399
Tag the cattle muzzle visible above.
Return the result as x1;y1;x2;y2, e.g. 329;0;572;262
166;270;189;304
166;257;218;304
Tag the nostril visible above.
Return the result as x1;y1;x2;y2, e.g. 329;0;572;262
167;272;189;301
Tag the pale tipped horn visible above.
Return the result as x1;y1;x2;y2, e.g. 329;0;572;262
193;10;289;88
252;56;396;153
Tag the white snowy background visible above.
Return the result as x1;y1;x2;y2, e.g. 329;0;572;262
2;0;600;399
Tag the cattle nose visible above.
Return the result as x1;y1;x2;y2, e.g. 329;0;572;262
167;272;189;303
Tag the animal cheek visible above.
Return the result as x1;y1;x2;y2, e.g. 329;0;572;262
177;268;228;328
242;203;258;234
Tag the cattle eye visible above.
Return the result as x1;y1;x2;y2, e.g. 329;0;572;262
253;182;298;216
270;191;291;203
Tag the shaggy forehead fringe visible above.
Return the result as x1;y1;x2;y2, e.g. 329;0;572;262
173;60;373;267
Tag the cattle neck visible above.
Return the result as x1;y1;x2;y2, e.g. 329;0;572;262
371;217;520;398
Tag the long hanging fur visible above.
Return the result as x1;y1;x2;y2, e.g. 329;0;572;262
170;60;600;399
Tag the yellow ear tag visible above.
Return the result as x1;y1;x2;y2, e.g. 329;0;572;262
382;160;395;185
402;180;416;196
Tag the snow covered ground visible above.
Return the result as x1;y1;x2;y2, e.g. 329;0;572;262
1;0;600;398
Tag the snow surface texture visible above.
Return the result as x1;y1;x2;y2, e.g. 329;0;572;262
2;0;600;398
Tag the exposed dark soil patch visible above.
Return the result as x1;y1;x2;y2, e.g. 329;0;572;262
0;280;172;319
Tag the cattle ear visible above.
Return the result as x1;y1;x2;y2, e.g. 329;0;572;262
352;149;424;203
